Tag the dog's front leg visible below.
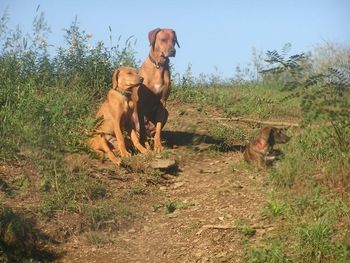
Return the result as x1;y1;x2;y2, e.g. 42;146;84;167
131;129;148;154
128;109;148;154
153;106;168;153
154;122;163;153
113;121;131;158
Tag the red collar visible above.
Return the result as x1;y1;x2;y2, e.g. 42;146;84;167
256;142;266;149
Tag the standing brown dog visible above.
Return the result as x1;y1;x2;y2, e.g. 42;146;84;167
88;67;148;165
243;126;290;169
134;28;180;153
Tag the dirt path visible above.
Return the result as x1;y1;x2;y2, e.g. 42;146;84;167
59;102;269;262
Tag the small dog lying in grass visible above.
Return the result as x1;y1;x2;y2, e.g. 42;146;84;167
243;126;290;169
88;67;148;165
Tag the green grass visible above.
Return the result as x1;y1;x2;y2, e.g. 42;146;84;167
240;226;257;237
171;83;301;121
297;219;335;262
243;243;292;263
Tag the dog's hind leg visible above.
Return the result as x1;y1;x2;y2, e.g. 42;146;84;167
99;137;121;166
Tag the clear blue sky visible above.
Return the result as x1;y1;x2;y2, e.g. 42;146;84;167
1;0;349;78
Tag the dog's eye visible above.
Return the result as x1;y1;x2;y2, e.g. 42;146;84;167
127;72;132;75
160;38;167;42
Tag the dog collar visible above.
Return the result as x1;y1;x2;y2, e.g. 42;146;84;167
256;142;266;149
115;87;132;98
148;54;169;69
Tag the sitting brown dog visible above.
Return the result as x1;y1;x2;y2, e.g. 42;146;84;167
243;126;290;169
88;67;148;165
135;28;180;153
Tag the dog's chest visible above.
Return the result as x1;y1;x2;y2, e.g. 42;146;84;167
154;83;164;94
123;100;128;109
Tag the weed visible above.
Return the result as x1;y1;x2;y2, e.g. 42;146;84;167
240;226;257;237
164;200;194;215
40;164;108;216
85;231;113;246
266;200;289;217
165;202;177;214
244;243;292;263
151;203;164;212
297;219;334;262
87;206;115;229
122;186;147;201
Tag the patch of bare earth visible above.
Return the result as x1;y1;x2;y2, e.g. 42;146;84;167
57;101;269;263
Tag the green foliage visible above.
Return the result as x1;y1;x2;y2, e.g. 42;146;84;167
261;44;350;153
172;83;300;120
163;201;194;215
266;200;289;217
244;243;292;263
164;202;177;214
0;12;138;160
40;164;108;215
297;219;335;262
240;226;257;237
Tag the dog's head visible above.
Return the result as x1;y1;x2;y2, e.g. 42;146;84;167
148;28;180;58
261;126;291;146
112;67;143;90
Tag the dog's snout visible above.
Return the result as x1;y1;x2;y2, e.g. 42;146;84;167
168;48;176;57
139;76;144;83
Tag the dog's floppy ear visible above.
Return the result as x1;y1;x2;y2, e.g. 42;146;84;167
172;30;180;48
112;69;120;89
148;28;161;51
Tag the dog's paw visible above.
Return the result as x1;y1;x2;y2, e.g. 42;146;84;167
120;151;132;158
109;155;122;166
264;155;276;161
139;147;149;154
154;142;164;153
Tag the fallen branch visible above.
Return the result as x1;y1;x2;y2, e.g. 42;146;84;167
208;117;300;128
196;224;274;235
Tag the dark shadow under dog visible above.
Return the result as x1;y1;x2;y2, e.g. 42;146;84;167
162;130;244;152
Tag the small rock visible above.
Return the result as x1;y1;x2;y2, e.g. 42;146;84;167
143;225;152;232
194;143;212;151
173;182;185;189
150;158;177;170
128;228;136;233
233;183;243;189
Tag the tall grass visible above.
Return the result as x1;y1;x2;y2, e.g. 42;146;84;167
0;11;137;160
